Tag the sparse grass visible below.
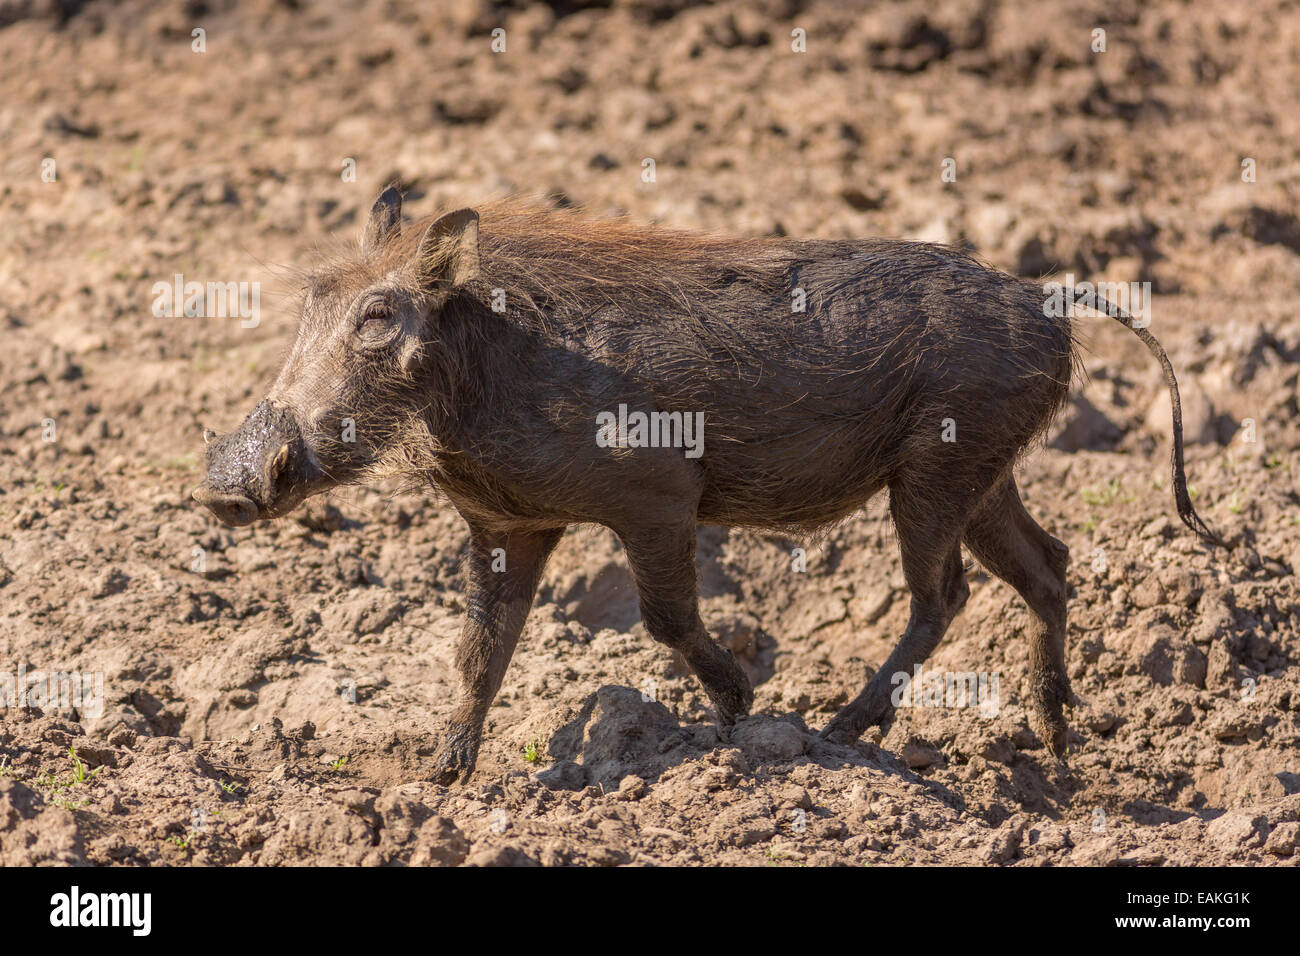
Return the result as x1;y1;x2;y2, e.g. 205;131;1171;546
23;477;72;500
66;747;98;786
765;846;805;867
220;779;243;794
1082;478;1125;507
34;747;101;798
329;756;349;772
144;452;201;473
1080;515;1098;533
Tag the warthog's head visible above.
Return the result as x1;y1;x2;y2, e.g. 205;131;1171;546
193;185;480;525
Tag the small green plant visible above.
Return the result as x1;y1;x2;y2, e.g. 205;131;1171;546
1264;452;1285;470
67;747;99;786
329;756;349;772
523;738;545;764
765;846;805;867
36;747;100;793
1082;478;1123;507
1080;515;1098;533
1227;490;1245;514
220;779;243;794
168;834;191;851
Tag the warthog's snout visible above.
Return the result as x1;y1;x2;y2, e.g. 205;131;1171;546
193;400;319;526
191;487;259;526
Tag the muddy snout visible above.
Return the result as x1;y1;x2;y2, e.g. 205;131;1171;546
192;486;259;526
192;400;316;526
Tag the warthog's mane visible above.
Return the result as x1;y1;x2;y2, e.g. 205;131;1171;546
386;197;793;334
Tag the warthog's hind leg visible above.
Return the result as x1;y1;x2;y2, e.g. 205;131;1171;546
963;477;1072;757
617;520;753;725
821;470;987;747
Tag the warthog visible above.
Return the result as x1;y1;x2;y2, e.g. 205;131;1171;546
194;185;1219;782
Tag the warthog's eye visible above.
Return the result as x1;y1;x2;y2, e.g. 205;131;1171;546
359;302;390;328
354;300;395;346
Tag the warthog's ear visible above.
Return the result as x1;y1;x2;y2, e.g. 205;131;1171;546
415;208;480;291
361;183;403;253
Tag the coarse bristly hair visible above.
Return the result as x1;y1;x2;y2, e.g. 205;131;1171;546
295;194;1214;548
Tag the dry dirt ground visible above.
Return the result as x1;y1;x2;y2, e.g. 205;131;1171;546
1;0;1298;867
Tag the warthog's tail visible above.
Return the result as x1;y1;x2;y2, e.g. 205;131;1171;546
1092;297;1224;548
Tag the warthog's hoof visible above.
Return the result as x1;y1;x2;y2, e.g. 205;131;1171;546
698;644;754;726
1030;710;1070;760
705;673;754;727
1029;681;1071;760
819;724;861;748
820;690;895;747
431;726;480;785
706;688;751;726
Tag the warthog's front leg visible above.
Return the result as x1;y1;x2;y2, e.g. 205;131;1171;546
432;525;563;785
